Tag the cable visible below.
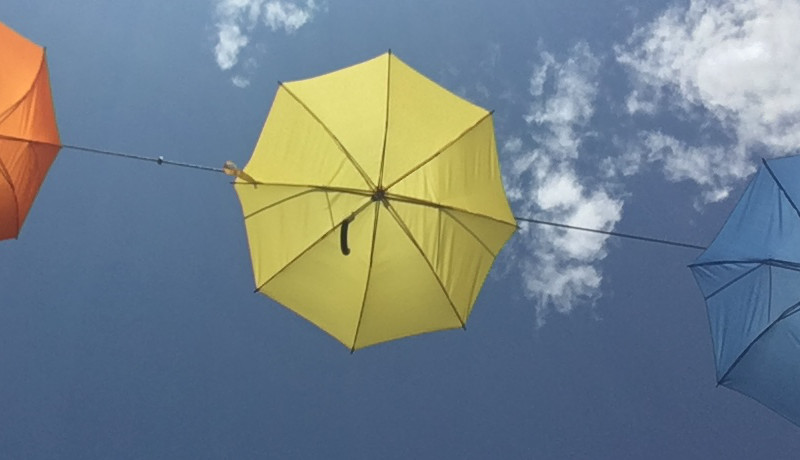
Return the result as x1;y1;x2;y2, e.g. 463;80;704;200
514;216;707;250
13;135;708;251
60;143;223;173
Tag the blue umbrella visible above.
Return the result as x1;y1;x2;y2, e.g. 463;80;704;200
691;155;800;426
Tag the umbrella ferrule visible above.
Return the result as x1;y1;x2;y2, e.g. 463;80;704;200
371;187;386;202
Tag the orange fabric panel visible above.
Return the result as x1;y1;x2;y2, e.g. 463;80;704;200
0;21;61;240
0;21;45;122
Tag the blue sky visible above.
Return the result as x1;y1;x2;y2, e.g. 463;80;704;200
2;0;800;458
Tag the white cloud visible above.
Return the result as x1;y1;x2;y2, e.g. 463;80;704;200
617;0;800;202
264;0;315;32
215;23;249;70
525;43;599;161
232;75;251;88
213;0;319;83
504;43;624;326
639;132;755;203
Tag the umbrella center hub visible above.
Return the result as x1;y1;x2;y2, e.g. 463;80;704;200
372;188;386;202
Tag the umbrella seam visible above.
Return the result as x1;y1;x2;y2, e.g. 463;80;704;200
0;151;19;235
689;259;800;270
0;134;60;149
253;198;374;293
768;265;773;323
763;158;800;220
279;83;376;190
324;191;335;228
718;300;800;384
350;202;380;352
0;49;47;126
384;200;466;329
383;192;517;229
243;189;317;220
234;181;372;198
442;209;498;257
703;263;764;300
377;51;391;188
383;111;493;191
241;187;372;221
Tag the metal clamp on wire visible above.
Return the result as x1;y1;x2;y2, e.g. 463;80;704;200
223;160;256;185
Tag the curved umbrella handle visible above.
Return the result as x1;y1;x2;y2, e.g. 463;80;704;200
340;215;355;255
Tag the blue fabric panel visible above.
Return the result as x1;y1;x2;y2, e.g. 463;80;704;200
698;263;800;382
691;262;761;299
770;264;800;321
692;154;800;427
766;156;800;206
695;163;800;265
723;308;800;427
703;264;772;381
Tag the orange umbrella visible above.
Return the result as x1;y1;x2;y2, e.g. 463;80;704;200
0;21;60;240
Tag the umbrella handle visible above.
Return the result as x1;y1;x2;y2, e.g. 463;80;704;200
340;215;354;255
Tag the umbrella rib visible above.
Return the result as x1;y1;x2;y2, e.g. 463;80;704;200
243;189;317;220
233;180;372;198
350;202;380;352
704;263;764;300
689;259;800;271
240;185;371;221
384;192;517;230
279;83;376;190
384;201;466;329
377;50;391;188
718;300;800;385
254;199;374;294
763;158;800;220
383;111;493;191
0;134;60;148
442;209;497;257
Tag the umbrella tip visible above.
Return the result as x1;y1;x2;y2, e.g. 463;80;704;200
223;160;238;176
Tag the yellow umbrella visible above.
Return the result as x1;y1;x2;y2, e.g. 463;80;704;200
230;52;516;350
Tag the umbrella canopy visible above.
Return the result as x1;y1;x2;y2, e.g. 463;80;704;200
232;52;517;350
690;155;800;426
0;21;60;241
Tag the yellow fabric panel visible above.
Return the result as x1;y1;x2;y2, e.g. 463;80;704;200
235;183;315;216
388;116;514;225
389;201;499;322
261;203;378;348
244;87;370;190
236;184;369;286
444;209;517;256
381;55;488;187
282;54;389;184
353;203;462;350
